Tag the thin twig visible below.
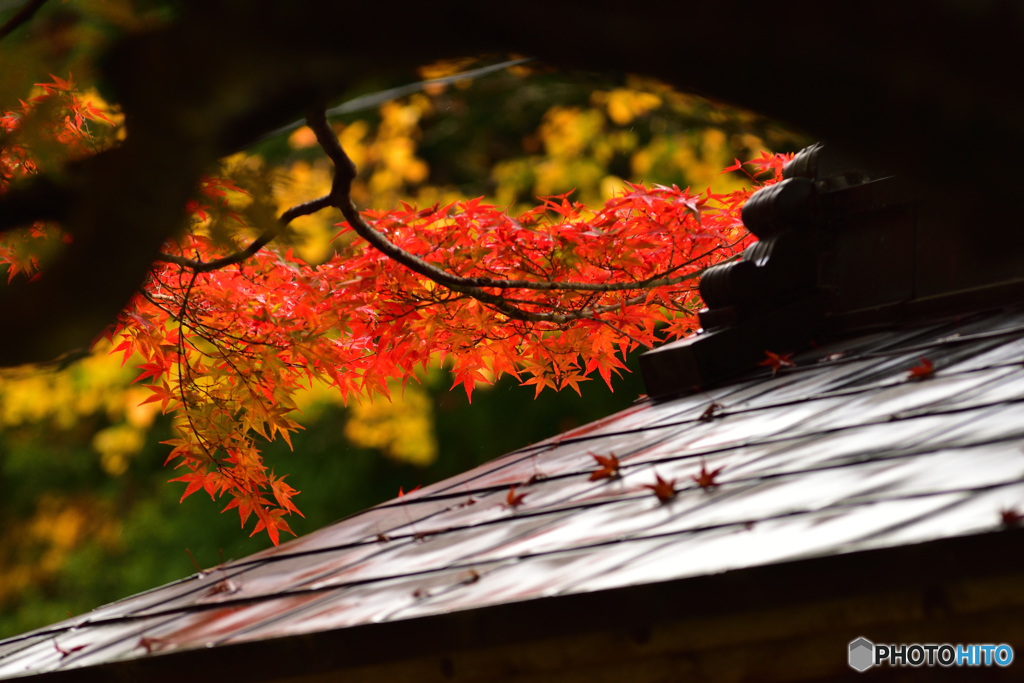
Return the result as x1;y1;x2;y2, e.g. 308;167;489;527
154;196;332;273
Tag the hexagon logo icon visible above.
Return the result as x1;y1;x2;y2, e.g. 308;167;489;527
849;637;874;672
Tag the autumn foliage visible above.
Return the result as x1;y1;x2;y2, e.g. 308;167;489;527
0;75;789;543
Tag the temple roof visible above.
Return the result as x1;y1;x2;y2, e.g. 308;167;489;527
3;304;1024;680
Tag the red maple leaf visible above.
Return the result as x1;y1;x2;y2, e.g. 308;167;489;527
698;402;723;422
907;357;934;380
642;473;677;503
588;452;621;481
691;458;724;490
758;351;795;376
398;484;421;498
506;485;527;508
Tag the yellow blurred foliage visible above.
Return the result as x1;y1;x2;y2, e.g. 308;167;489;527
600;175;627;200
92;423;146;477
344;384;438;466
0;342;158;432
631;128;750;194
592;88;663;126
487;79;767;208
272;158;338;264
366;100;430;199
0;344;158;479
539;106;605;159
288;125;318;149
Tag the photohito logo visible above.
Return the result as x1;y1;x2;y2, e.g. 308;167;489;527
849;637;1014;671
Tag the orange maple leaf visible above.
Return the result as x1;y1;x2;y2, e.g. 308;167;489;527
642;473;677;503
270;472;303;517
588;452;621;481
168;470;218;503
758;350;795;376
250;506;296;546
691;458;724;490
506;485;527;508
906;357;934;380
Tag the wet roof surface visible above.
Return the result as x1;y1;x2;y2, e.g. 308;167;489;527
4;307;1024;677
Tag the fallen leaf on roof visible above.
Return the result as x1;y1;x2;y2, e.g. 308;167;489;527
642;473;677;503
1001;507;1022;527
207;578;239;596
506;485;527;509
461;569;481;585
907;357;934;380
398;484;421;497
758;351;795;376
376;533;390;543
138;637;164;654
692;459;724;490
699;402;723;422
54;641;87;659
589;452;621;481
526;472;547;485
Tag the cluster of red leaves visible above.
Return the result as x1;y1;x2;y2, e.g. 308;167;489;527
335;183;762;399
0;75;113;280
2;73;113;153
0;75;791;543
118;174;782;542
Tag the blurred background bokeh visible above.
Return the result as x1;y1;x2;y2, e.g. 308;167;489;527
0;0;806;638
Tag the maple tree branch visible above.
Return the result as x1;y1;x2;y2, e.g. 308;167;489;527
154;195;333;273
307;109;725;325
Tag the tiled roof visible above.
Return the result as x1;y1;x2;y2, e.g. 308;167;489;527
4;307;1024;678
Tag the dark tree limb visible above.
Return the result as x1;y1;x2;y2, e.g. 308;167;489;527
0;174;71;233
0;0;48;40
154;195;333;273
